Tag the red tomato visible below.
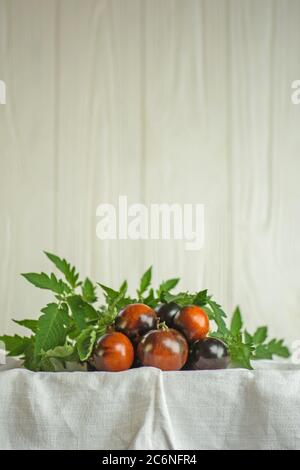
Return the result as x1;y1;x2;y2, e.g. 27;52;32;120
92;332;134;372
115;303;157;341
173;305;209;342
137;329;188;371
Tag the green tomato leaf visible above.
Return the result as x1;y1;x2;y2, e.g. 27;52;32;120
98;282;132;311
21;272;70;295
244;330;253;345
119;280;128;295
160;291;195;306
143;288;157;308
206;299;228;336
230;307;243;337
193;289;208;307
23;340;38;371
253;344;273;360
138;266;152;296
81;278;97;303
76;328;97;361
98;284;119;301
267;339;290;358
43;344;75;359
59;302;73;327
67;295;98;329
0;334;32;357
13;319;38;333
44;251;80;288
35;303;68;357
158;278;180;294
39;356;56;372
208;331;225;340
229;340;253;369
253;326;268;345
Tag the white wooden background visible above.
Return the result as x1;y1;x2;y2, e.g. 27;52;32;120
0;0;300;344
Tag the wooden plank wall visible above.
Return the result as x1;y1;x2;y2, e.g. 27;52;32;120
0;0;299;344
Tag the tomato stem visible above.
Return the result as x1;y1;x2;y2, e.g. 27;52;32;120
157;320;169;331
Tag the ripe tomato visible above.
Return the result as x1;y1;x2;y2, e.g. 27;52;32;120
92;332;134;372
155;302;181;327
189;337;229;370
115;303;157;341
173;305;209;342
137;328;188;371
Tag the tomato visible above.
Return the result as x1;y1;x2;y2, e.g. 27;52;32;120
155;302;181;327
137;328;188;371
189;337;229;370
92;332;134;372
115;303;157;341
173;305;209;342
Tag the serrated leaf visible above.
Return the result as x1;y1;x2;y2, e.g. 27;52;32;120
119;280;128;294
160;291;195;306
98;282;131;310
66;323;82;339
67;295;98;329
230;307;243;336
0;335;32;357
208;298;227;317
44;251;80;288
97;307;119;334
207;299;228;335
13;319;38;333
138;266;152;296
158;278;180;293
253;326;268;345
202;305;215;320
81;278;97;303
253;344;273;360
43;344;75;359
143;288;156;308
193;289;208;306
21;272;70;295
229;340;253;369
76;328;97;361
267;339;290;358
35;303;67;357
208;331;225;340
59;302;73;327
98;284;119;300
244;330;253;345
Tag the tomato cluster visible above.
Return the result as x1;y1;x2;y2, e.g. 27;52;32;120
91;302;229;372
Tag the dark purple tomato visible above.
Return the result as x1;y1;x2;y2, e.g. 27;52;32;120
155;302;181;326
87;361;97;371
189;337;229;370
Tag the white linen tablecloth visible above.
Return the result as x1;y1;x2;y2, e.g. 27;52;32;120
0;360;300;450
